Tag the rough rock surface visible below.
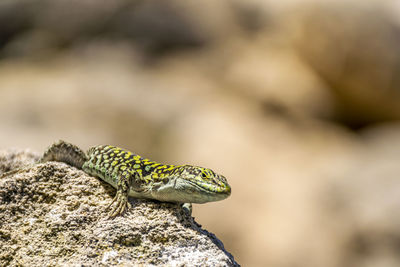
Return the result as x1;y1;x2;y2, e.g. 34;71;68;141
0;150;238;266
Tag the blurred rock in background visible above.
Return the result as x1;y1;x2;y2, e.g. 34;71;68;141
293;1;400;129
1;0;400;266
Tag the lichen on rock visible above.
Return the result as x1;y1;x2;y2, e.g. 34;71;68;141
0;150;238;266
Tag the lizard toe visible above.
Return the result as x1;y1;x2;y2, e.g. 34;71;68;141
107;191;129;218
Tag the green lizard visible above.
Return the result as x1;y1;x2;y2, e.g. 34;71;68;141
1;140;231;217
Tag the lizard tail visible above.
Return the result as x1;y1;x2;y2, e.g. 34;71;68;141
39;140;88;169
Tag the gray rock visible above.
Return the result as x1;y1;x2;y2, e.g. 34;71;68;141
0;150;238;266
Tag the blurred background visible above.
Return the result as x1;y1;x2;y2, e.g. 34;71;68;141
1;0;400;266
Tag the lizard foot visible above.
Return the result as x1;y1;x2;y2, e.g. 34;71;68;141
106;190;132;218
182;203;192;215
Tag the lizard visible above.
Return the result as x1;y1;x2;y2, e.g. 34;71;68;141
0;140;231;218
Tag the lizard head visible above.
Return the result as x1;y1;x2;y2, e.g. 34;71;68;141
153;165;231;204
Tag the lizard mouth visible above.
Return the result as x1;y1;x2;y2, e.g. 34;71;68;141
184;179;231;196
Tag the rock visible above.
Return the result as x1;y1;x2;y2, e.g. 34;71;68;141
0;0;235;58
0;150;238;266
294;2;400;129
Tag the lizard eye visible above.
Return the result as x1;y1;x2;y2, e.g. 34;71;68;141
201;173;207;178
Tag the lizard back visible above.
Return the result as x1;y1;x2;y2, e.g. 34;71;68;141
82;145;176;188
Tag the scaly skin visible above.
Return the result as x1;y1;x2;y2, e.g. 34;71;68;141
19;140;231;217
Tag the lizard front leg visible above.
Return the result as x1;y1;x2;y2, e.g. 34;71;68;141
106;168;133;218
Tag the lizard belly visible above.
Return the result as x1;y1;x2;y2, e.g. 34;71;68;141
128;189;151;199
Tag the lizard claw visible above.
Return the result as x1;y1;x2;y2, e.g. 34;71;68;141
106;190;131;218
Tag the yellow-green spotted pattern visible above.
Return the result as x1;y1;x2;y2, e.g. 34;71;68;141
82;145;179;186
